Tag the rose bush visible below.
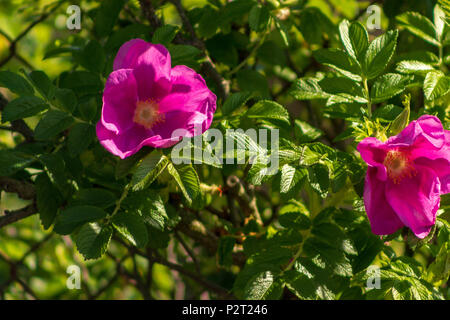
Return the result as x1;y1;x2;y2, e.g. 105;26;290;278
0;0;449;300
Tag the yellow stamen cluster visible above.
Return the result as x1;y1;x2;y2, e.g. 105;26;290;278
133;99;164;129
383;149;415;184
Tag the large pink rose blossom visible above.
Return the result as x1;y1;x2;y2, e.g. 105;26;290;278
96;39;216;159
357;115;450;239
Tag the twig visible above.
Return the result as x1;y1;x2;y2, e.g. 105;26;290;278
0;204;37;229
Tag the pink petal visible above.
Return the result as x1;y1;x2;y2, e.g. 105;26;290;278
387;115;445;149
113;39;171;77
101;69;138;134
357;137;388;181
385;165;441;238
363;167;404;236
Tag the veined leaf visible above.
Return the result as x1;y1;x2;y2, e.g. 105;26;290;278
314;48;362;81
75;223;112;260
131;152;169;191
396;60;435;74
423;70;450;100
245;100;290;125
289;78;329;100
339;20;369;63
167;163;200;204
363;30;398;79
396;12;440;46
370;73;412;103
1;96;47;123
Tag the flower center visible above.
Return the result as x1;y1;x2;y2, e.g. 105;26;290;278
133;99;164;129
383;149;415;184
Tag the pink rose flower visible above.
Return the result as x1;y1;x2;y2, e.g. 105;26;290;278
357;115;450;238
96;39;217;159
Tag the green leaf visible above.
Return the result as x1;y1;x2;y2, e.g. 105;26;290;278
278;200;311;229
370;73;412;103
1;96;47;123
34;110;74;140
236;69;270;99
289;78;329;100
28;70;55;99
307;164;329;198
222;91;253;115
249;4;271;32
112;211;148;248
389;101;410;136
75;223;112;260
167;163;200;204
423;70;450;100
67;122;96;157
314;48;362;81
339;20;369;63
0;71;34;95
294;120;323;143
318;77;366;104
123;191;170;230
245;100;290;125
363;30;398;79
298;7;335;45
217;236;236;267
54;205;108;235
36;173;62;229
396;60;435;74
434;4;446;40
280;164;306;194
243;271;283;300
169;44;201;66
78;40;106;73
39;153;68;194
396;11;440;46
94;0;125;37
373;104;403;121
0;150;34;176
72;188;116;209
54;88;77;113
152;25;179;46
273;16;290;47
131;152;169;191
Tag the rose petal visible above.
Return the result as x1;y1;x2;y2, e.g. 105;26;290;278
387;115;445;150
385;165;441;238
101;69;138;134
357;137;388;181
363;167;404;236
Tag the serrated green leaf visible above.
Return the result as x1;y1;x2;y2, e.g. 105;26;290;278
0;71;34;95
423;70;450;100
67;122;95;157
72;188;116;209
396;11;440;46
1;96;47;123
396;60;435;74
152;25;179;46
289;78;329;100
370;73;412;103
245;100;290;125
167;163;200;204
34;110;74;140
339;20;369;63
131;152;168;191
112;211;148;248
54;205;108;235
36;173;62;229
0;150;34;176
75;223;112;260
363;30;398;79
222;91;253;115
28;70;55;99
314;48;362;81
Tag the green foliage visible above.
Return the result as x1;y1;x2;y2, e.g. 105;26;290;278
0;0;448;301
